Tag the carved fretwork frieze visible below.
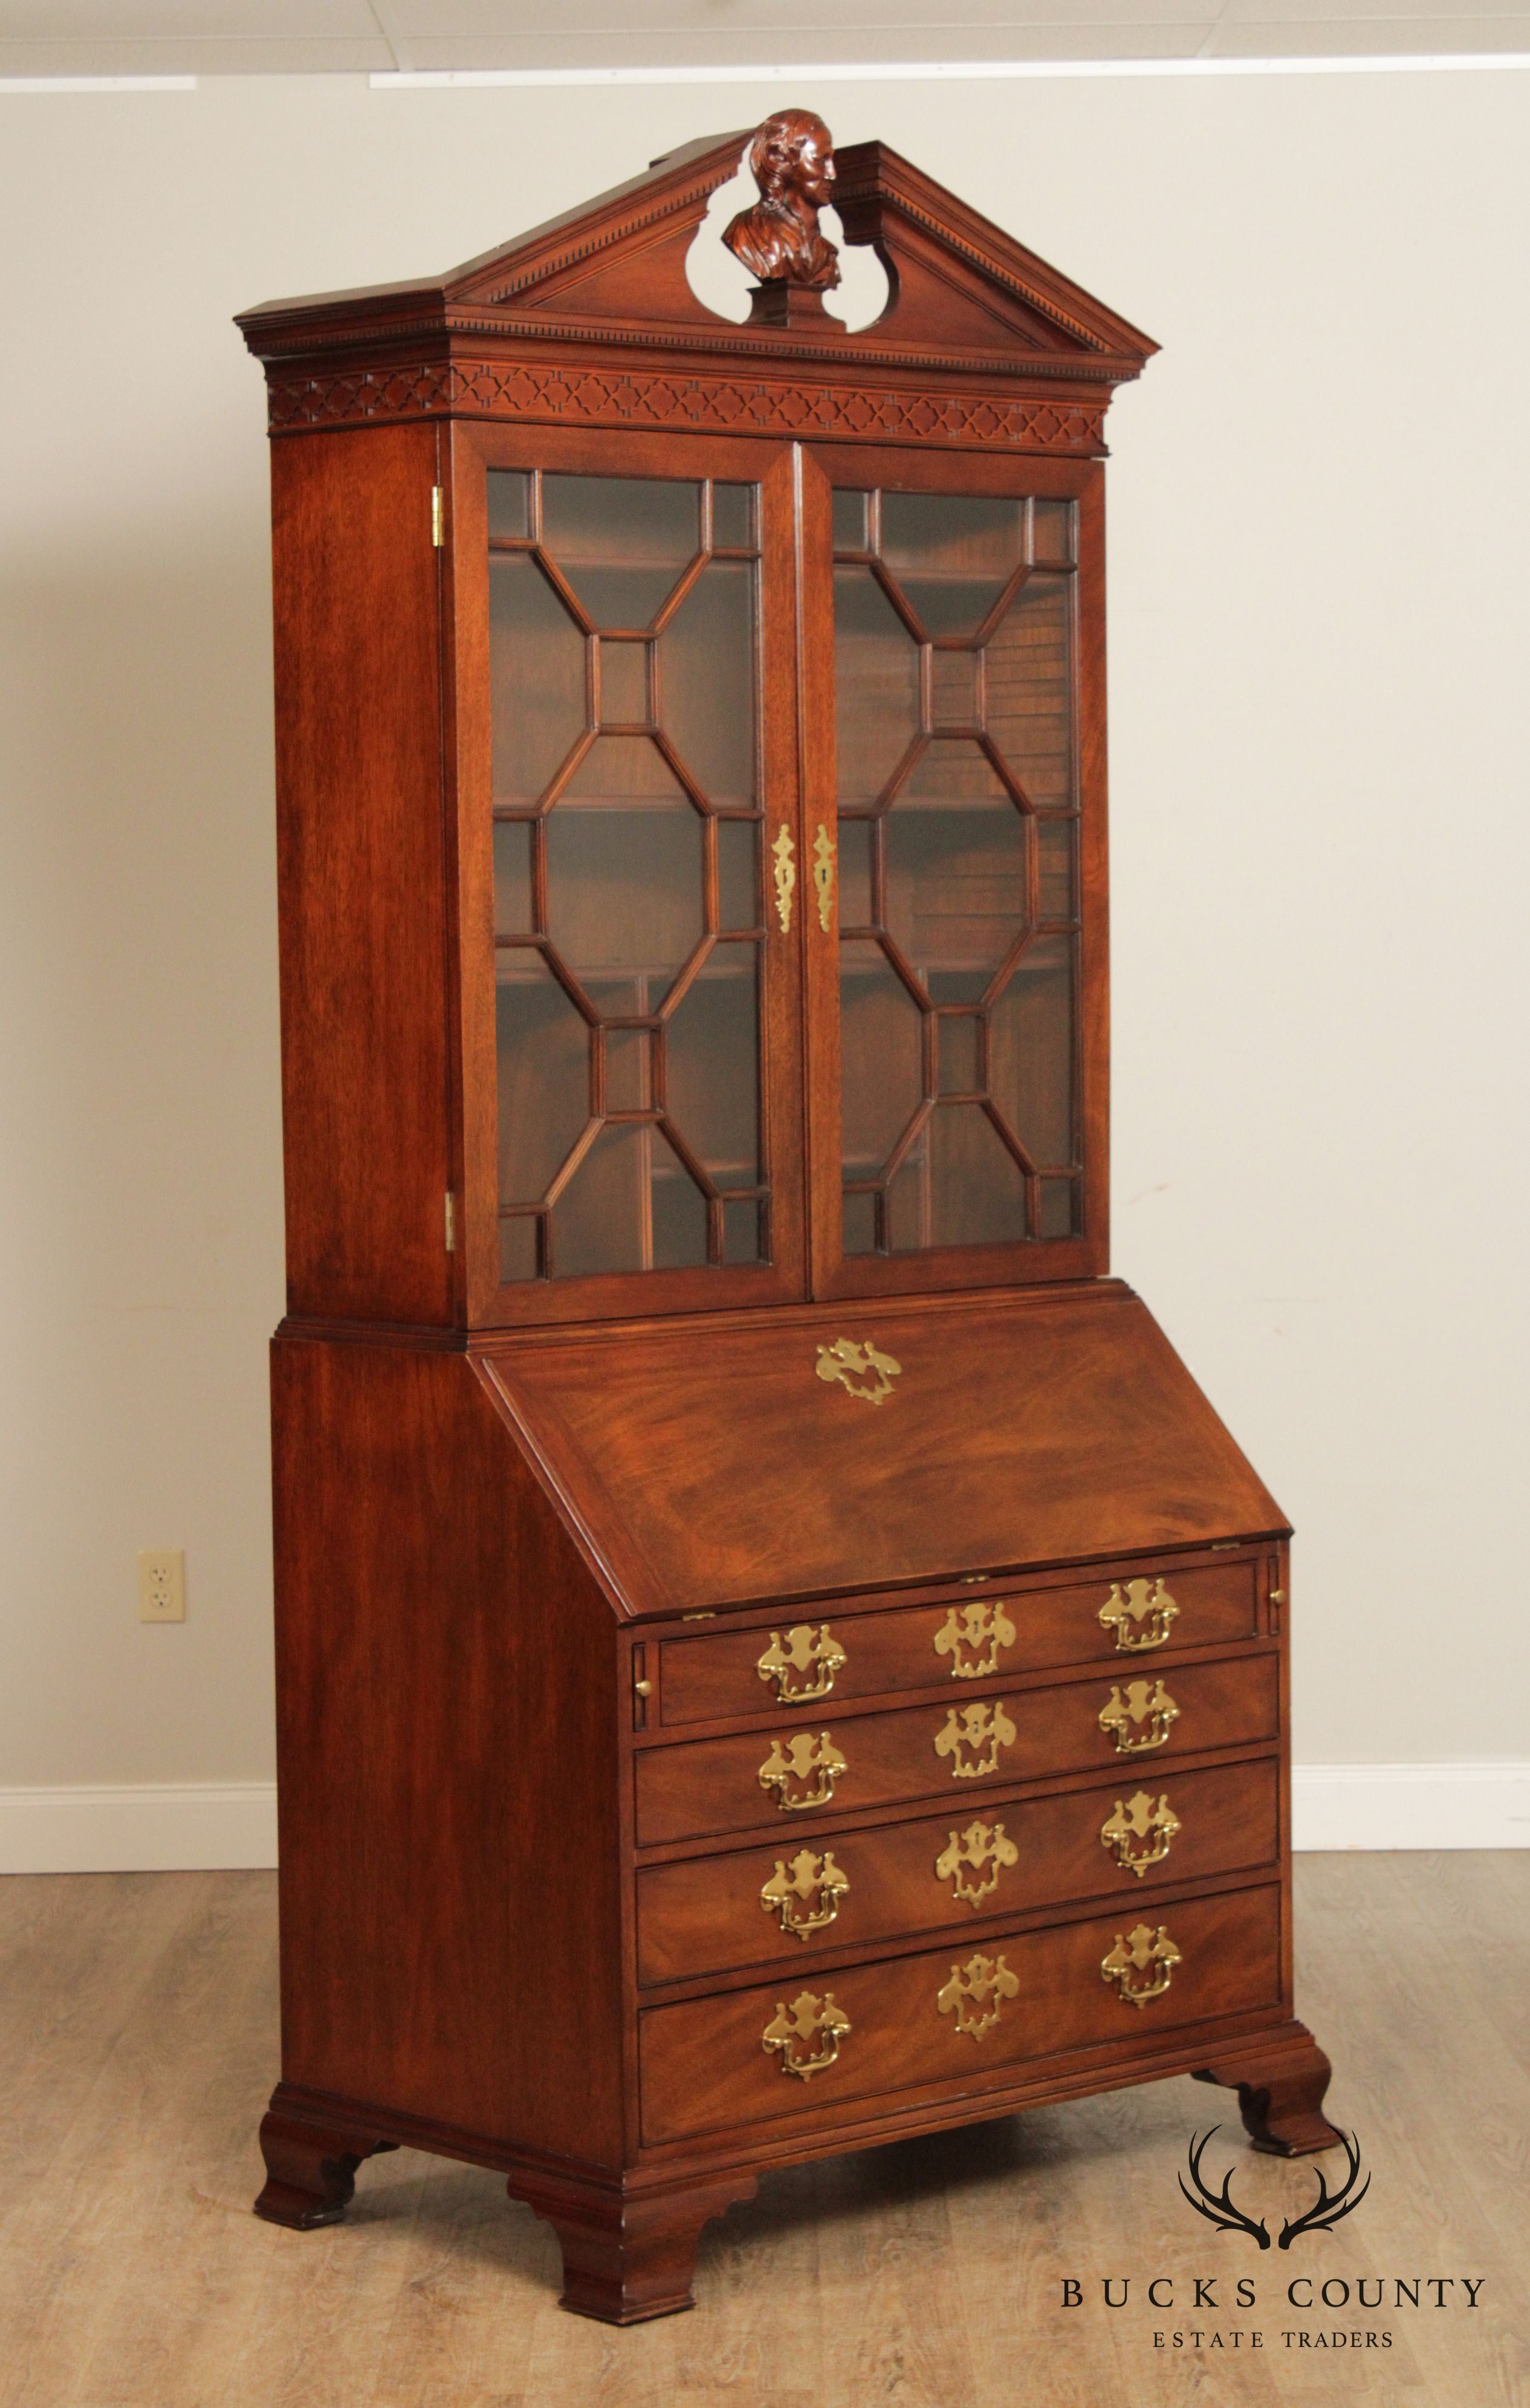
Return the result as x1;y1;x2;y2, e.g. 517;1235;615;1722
267;358;1107;452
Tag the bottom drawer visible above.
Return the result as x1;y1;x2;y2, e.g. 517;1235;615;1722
639;1882;1280;2147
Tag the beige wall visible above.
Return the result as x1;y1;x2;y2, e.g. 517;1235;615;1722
1;69;1526;1808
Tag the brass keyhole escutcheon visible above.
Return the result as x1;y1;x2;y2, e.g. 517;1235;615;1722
933;1701;1016;1781
935;1819;1019;1908
812;823;835;932
814;1336;901;1405
937;1951;1020;2041
934;1599;1017;1680
771;824;796;933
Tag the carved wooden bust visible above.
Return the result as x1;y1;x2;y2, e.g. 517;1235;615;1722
724;108;841;292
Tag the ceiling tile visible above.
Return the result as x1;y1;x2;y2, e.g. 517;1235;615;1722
1208;8;1530;37
0;35;391;68
2;0;1526;70
397;26;1220;71
397;0;1212;24
0;0;377;30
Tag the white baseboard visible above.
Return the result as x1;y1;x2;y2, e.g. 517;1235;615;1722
1292;1761;1530;1851
0;1766;1524;1874
0;1782;277;1874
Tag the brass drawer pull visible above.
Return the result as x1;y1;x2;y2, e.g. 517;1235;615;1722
762;1988;849;2079
760;1848;848;1939
1099;1576;1179;1653
938;1950;1019;2040
756;1622;845;1703
815;1335;901;1405
1101;1920;1181;2007
1100;1789;1180;1877
934;1701;1016;1781
936;1818;1019;1908
758;1730;846;1811
933;1599;1017;1680
1098;1677;1178;1755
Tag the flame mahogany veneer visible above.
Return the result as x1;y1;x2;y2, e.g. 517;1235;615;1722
239;120;1338;2326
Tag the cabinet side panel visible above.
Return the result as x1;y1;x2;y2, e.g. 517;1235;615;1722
271;424;452;1322
271;1337;623;2166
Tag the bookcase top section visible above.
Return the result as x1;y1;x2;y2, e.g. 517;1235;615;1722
477;1284;1283;1621
235;124;1157;426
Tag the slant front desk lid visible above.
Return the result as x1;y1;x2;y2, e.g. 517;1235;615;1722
476;1282;1285;1622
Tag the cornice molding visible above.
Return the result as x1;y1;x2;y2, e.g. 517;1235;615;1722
250;312;1138;387
267;357;1108;453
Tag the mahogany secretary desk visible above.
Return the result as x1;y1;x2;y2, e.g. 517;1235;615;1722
238;113;1339;2324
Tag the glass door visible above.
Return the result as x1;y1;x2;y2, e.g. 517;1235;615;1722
802;447;1106;1298
457;430;806;1325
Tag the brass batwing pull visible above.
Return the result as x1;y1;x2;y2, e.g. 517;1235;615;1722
1099;1576;1179;1653
1100;1789;1181;1878
1098;1678;1179;1756
937;1951;1019;2041
757;1623;845;1703
1101;1921;1181;2007
758;1730;846;1811
772;824;796;933
815;1336;901;1405
934;1701;1016;1781
762;1988;850;2079
935;1819;1019;1908
760;1848;849;1939
934;1599;1017;1680
812;823;835;932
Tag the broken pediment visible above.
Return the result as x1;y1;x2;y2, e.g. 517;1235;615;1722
239;117;1156;389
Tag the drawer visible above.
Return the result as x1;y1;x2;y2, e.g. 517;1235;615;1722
636;1756;1278;1986
658;1558;1259;1726
635;1652;1277;1848
640;1881;1281;2146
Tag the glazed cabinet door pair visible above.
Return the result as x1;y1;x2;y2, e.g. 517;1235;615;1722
453;425;1105;1328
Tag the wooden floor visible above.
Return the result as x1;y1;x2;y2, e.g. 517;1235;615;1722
0;1856;1524;2407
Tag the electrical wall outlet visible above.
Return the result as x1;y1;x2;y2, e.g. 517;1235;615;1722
138;1548;186;1622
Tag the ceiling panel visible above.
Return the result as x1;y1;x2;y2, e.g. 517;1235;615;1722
1;0;1527;70
1210;10;1530;38
0;35;391;68
392;0;1211;25
0;0;377;30
392;25;1222;68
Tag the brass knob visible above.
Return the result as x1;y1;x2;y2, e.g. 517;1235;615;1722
633;1679;653;1697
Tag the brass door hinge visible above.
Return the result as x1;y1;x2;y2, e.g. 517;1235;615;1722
444;1192;456;1252
431;485;445;548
